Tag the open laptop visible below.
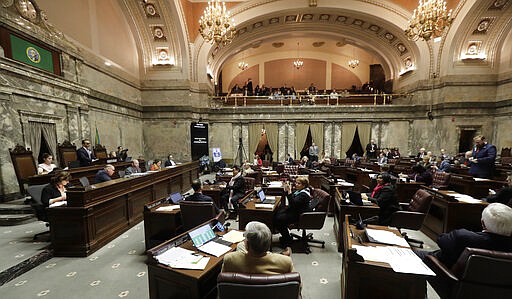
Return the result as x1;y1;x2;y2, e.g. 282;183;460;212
167;192;184;204
257;189;276;204
345;190;373;206
188;223;232;256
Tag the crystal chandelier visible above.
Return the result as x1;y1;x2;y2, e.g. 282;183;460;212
199;0;236;45
405;0;453;41
348;59;359;69
238;61;248;70
293;42;303;69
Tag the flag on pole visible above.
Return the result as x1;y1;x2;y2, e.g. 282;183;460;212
95;127;100;145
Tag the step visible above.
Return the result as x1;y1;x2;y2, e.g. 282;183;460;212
0;214;36;226
0;204;34;215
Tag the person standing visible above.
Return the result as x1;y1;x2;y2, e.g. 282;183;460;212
246;78;253;96
365;140;378;159
309;143;319;162
469;135;497;179
76;139;96;167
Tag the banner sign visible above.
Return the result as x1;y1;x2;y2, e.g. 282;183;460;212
190;122;209;161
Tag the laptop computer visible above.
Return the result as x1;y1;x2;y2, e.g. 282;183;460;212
167;192;184;204
188;223;232;256
257;189;276;204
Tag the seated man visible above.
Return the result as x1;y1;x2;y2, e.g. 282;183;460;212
124;159;141;176
417;203;512;268
95;164;115;183
242;163;255;176
186;179;219;213
222;221;294;274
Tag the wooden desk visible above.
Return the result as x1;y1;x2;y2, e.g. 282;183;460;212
320;176;355;217
341;215;427;299
143;199;182;251
238;196;282;232
421;187;488;240
449;174;506;198
333;188;379;252
146;218;236;299
201;184;224;208
395;181;424;203
47;162;199;256
297;169;328;188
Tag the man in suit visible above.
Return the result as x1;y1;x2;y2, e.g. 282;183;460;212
365;140;378;159
309;143;319;162
186;179;219;212
222;221;294;274
417;203;512;268
469;135;497;179
77;139;96;167
95;164;115;183
124;159;141;176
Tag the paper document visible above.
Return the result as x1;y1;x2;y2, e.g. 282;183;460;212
198;241;231;257
338;182;354;187
451;194;482;204
365;229;410;247
268;182;282;187
156;205;180;212
155;247;210;270
255;203;274;209
221;230;245;243
49;201;67;208
473;178;490;182
265;196;276;200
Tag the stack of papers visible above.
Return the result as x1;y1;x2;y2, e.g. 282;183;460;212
268;181;283;187
155;246;210;270
49;201;67;208
352;245;435;276
198;241;231;257
221;230;245;243
365;229;410;247
446;192;482;204
156;205;180;212
255;203;274;209
473;178;490;182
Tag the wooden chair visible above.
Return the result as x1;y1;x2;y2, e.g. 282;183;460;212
217;272;301;299
57;140;77;168
9;144;37;194
93;144;108;159
500;147;511;158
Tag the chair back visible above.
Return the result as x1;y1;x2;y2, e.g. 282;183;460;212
389;189;433;230
501;156;512;165
179;201;217;231
118;170;125;178
297;188;329;230
262;160;270;167
244;177;256;193
432;171;451;189
217;272;301;299
27;184;50;222
451;248;512;298
57;140;77;168
276;164;285;174
79;176;90;187
9;144;37;194
284;165;298;176
500;147;511;157
93;144;107;159
408;189;433;213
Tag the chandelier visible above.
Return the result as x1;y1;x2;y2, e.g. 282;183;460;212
348;59;359;69
238;61;248;70
293;42;304;69
405;0;453;41
199;0;236;45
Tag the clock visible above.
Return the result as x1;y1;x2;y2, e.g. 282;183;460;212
15;0;37;22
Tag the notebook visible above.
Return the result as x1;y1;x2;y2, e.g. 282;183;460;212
257;189;276;204
188;224;232;257
167;192;184;204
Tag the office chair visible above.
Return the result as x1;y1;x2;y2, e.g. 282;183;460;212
432;171;451;189
289;188;330;254
426;248;512;299
179;201;223;231
389;189;433;248
27;184;51;240
217;272;301;299
79;176;90;187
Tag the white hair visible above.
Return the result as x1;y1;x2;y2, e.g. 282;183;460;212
482;203;512;236
244;221;271;255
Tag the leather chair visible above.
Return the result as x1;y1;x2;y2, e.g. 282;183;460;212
389;189;433;247
284;165;298;176
27;183;50;240
289;188;330;254
179;201;224;231
9;144;37;194
262;160;270;167
276;164;284;174
432;171;451;189
244;177;256;194
426;248;512;299
217;272;301;299
93;144;108;159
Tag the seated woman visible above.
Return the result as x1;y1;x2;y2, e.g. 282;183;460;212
364;173;400;226
149;159;162;171
220;165;246;218
274;177;311;247
409;164;433;186
41;171;71;207
253;155;263;167
38;153;58;175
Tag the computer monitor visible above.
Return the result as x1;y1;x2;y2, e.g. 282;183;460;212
257;189;266;202
168;192;183;204
188;223;216;248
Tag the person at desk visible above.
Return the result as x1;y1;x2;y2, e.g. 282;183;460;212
76;139;96;167
38;153;57;174
253;155;263;167
222;221;294;274
220;165;246;219
469;135;497;179
164;154;176;167
150;159;162;171
95;164;115;183
364;173;400;225
242;163;254;176
41;171;71;207
286;153;294;165
409;164;433;186
124;159;141;176
186;179;220;213
486;173;512;206
417;203;512;268
274;177;311;248
309;143;319;162
377;152;388;165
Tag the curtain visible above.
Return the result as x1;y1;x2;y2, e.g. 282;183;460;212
264;123;278;157
295;123;309;159
41;123;57;162
357;122;372;153
341;122;357;158
25;122;43;163
309;123;324;155
249;123;263;157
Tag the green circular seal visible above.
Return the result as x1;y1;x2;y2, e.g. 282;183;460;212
26;47;41;63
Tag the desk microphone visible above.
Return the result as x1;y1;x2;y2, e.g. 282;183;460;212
355;213;365;230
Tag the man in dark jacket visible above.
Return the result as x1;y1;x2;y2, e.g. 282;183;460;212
95;164;115;183
186;179;219;213
469;135;497;179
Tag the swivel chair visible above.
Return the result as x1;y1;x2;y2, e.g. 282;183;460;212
27;183;50;240
217;272;301;299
